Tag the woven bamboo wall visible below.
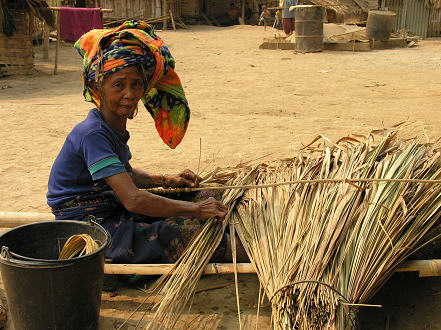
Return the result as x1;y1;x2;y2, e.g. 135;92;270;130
180;0;199;16
428;8;441;36
0;9;33;77
204;0;260;20
205;0;226;16
99;0;162;19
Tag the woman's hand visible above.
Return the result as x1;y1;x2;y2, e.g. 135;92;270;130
165;169;202;188
196;197;228;221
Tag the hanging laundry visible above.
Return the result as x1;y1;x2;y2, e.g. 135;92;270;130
59;7;103;42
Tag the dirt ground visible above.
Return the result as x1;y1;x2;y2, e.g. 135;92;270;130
1;25;441;329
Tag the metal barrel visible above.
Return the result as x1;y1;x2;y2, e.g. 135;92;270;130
366;10;397;41
294;5;325;52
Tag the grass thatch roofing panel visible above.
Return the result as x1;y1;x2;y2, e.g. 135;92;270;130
4;0;55;28
307;0;365;15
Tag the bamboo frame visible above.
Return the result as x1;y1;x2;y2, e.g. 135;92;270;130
104;260;441;277
3;175;441;225
0;211;439;277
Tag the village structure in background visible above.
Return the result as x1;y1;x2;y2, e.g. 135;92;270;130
0;0;440;77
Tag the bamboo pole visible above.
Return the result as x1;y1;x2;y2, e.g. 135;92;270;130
0;212;54;227
103;14;144;27
104;263;256;275
169;10;176;31
149;177;441;195
162;0;168;30
48;7;113;12
103;260;441;277
43;22;49;60
144;15;171;24
54;10;60;75
395;259;441;277
176;16;187;29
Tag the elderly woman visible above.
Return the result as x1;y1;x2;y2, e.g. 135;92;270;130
47;21;232;265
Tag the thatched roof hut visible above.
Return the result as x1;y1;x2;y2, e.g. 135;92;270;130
306;0;378;17
0;0;54;76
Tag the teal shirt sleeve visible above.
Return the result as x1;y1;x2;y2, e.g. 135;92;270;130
92;162;127;180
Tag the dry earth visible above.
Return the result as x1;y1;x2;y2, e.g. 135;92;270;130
0;25;441;329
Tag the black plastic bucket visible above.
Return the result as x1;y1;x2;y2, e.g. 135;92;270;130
0;219;111;330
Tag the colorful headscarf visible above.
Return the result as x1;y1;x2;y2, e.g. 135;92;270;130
74;20;190;149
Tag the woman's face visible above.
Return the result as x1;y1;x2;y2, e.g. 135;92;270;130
99;65;145;120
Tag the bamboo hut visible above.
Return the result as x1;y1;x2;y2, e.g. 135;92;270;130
0;0;54;77
92;0;258;26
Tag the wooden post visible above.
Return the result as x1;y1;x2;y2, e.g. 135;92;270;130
125;0;128;17
169;10;176;30
162;0;168;30
241;0;245;24
29;5;34;39
43;22;49;60
54;11;60;75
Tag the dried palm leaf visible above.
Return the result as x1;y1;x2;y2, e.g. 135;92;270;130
58;234;100;260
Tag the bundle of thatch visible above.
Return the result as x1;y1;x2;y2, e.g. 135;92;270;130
427;0;441;9
233;133;441;328
141;127;441;329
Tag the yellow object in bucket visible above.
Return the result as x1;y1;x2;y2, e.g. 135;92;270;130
59;234;100;260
